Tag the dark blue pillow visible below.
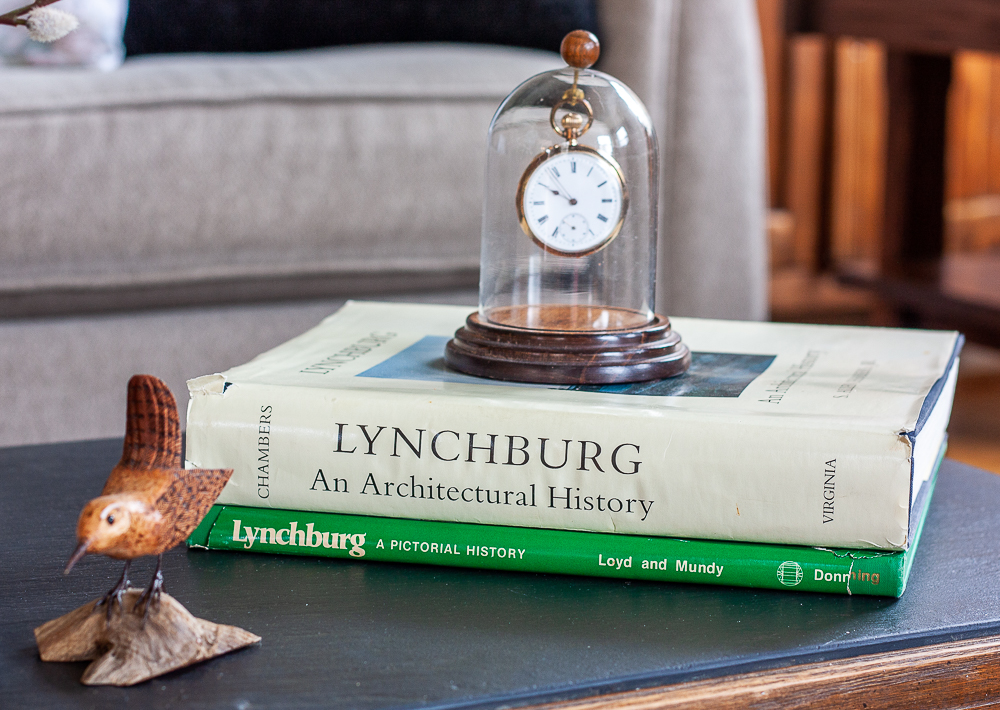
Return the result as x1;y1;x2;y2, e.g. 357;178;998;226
124;0;599;56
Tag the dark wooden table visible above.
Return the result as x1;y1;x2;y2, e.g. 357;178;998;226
3;439;1000;709
790;0;1000;345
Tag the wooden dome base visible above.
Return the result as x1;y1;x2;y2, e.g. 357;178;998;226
445;308;691;385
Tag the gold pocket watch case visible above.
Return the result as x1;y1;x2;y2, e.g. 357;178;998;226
516;143;628;257
446;30;690;384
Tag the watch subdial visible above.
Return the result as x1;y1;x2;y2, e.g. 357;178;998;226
555;213;594;248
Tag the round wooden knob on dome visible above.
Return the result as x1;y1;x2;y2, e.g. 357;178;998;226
560;30;600;69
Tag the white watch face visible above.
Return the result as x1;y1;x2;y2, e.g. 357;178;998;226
519;148;626;255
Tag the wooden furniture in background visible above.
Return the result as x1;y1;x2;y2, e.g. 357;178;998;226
761;10;1000;270
758;2;1000;475
777;0;1000;344
758;0;877;324
946;53;1000;262
757;0;1000;473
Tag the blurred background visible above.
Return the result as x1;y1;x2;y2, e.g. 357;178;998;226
1;0;995;469
757;0;1000;473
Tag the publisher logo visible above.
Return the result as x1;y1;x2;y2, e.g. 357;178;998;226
777;561;803;586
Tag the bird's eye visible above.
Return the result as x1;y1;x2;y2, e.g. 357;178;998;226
107;515;115;524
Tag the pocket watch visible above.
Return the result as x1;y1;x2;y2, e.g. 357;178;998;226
445;30;690;385
515;65;628;257
516;145;627;256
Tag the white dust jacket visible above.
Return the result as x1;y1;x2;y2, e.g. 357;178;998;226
186;302;960;550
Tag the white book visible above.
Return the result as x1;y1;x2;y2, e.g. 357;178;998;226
185;301;960;550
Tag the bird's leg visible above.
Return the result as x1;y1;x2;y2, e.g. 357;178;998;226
94;559;130;622
136;553;164;622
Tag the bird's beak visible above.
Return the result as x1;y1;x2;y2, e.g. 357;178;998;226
64;540;89;575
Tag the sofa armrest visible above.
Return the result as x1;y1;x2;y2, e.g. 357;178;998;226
599;0;768;321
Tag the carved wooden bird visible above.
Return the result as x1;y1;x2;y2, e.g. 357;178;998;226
65;375;232;619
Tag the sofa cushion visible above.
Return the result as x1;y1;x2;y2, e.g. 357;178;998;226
124;0;598;56
0;44;562;316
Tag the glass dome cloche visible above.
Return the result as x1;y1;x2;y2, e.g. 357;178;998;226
446;30;690;384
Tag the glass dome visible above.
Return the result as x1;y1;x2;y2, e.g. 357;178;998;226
478;64;658;332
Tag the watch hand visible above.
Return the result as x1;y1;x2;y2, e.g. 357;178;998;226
538;182;571;203
547;172;578;205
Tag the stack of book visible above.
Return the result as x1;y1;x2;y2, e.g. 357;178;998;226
186;302;961;597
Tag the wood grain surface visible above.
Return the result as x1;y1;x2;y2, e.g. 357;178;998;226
35;589;260;686
72;375;232;561
560;30;599;69
534;633;1000;710
484;304;651;331
445;308;690;383
781;34;830;273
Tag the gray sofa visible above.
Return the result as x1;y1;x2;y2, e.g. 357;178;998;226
0;0;767;446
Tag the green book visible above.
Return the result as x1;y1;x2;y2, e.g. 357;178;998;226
188;453;940;598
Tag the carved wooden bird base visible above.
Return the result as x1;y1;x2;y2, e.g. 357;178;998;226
34;589;260;686
38;374;258;685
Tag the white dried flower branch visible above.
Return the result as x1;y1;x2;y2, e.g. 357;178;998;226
0;0;79;43
23;6;78;42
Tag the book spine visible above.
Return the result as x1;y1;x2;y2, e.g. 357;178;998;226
189;505;908;597
186;380;912;549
